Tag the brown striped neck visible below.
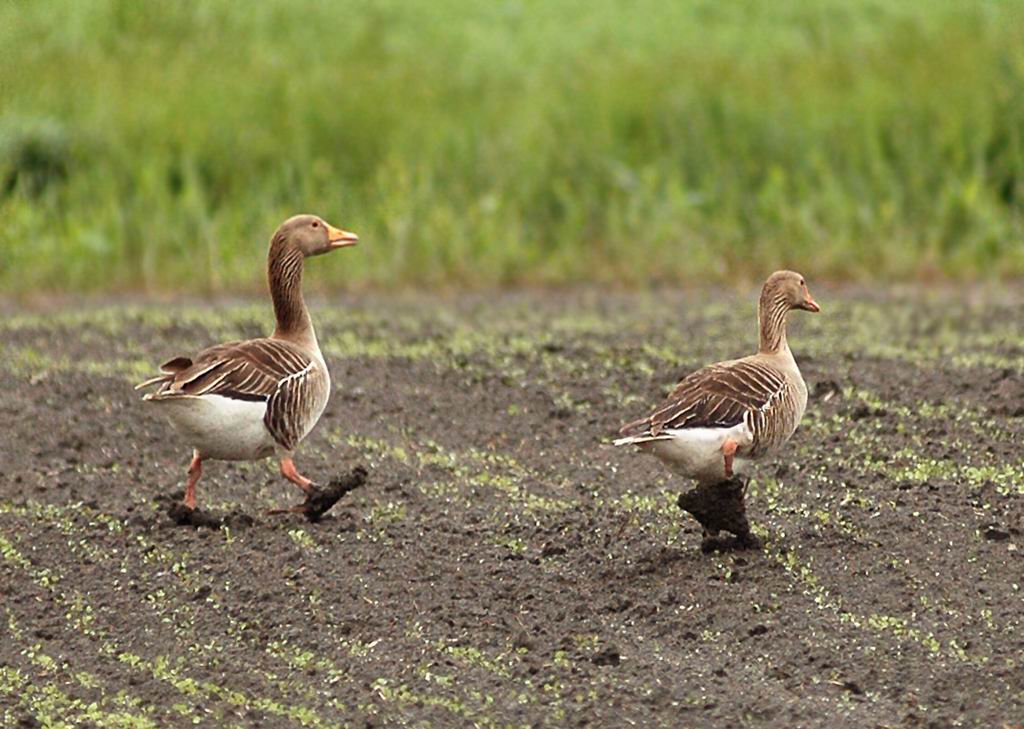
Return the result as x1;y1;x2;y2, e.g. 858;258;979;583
757;288;791;355
268;235;318;352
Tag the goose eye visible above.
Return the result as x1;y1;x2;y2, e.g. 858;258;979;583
799;278;805;287
311;221;319;229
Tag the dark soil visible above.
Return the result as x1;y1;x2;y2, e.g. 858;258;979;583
1;288;1022;728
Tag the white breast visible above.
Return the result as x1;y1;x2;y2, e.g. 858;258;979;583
154;395;278;461
642;422;754;484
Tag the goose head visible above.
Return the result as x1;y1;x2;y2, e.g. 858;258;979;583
763;270;820;314
276;214;359;257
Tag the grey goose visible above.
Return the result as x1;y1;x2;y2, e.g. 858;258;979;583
137;214;359;513
615;271;820;544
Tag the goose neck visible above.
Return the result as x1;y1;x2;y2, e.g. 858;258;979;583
758;292;790;355
268;237;317;351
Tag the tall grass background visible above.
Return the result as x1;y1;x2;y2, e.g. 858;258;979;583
1;0;1022;295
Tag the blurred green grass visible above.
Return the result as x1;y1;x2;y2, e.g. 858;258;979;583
1;0;1022;294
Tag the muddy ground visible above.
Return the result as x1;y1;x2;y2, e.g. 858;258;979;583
1;287;1022;728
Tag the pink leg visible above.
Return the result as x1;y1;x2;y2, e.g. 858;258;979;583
279;457;315;495
267;457;319;516
184;450;202;510
722;439;738;480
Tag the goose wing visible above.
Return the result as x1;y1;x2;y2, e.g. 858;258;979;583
137;338;323;450
618;357;787;440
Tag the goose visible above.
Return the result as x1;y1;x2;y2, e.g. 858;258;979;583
614;271;820;542
136;214;359;514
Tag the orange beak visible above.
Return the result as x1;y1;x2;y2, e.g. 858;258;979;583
326;223;359;249
801;294;821;313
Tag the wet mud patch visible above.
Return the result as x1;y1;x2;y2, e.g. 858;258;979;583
1;287;1022;727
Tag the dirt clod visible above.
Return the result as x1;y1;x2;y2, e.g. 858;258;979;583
677;477;755;547
302;466;368;522
167;502;224;529
850;404;887;420
164;500;256;529
592;645;621;667
841;680;864;695
983;526;1011;541
540;542;566;558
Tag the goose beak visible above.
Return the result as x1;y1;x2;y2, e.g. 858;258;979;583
801;295;821;313
327;224;359;249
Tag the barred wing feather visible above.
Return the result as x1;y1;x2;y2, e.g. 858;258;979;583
139;338;324;450
618;359;787;439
